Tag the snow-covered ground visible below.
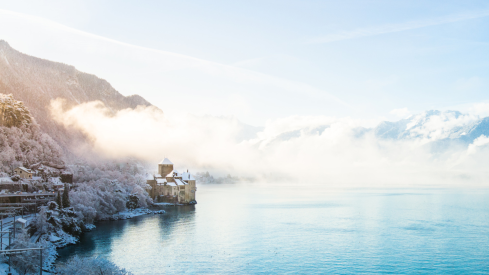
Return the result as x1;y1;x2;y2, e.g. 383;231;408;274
101;207;165;221
0;207;164;273
0;263;18;275
0;261;54;275
0;213;35;249
0;213;56;274
153;202;178;206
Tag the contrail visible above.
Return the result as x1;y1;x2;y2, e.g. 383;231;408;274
308;10;489;44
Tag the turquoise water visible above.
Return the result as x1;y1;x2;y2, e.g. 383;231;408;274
57;184;489;274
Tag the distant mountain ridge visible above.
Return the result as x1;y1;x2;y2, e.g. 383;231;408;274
371;110;488;143
0;40;155;148
262;110;489;153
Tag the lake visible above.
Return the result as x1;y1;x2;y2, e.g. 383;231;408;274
57;183;489;274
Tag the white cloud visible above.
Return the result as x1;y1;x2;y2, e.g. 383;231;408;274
467;135;489;155
470;102;489;117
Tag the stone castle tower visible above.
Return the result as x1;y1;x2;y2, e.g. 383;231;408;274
148;158;197;204
158;158;173;176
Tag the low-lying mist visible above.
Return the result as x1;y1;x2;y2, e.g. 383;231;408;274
50;99;489;187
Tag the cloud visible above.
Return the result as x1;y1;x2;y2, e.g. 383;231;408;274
50;99;489;187
470;102;489;117
467;135;489;155
308;10;489;44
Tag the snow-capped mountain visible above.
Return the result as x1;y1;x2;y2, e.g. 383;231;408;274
259;110;489;152
374;111;471;140
373;110;489;145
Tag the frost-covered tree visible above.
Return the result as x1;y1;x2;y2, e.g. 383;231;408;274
0;94;32;128
126;194;139;211
57;256;132;275
33;206;51;235
0;94;64;174
69;159;152;222
33;203;83;238
9;230;49;275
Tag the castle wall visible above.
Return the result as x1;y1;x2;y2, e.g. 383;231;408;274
147;179;156;198
187;180;196;202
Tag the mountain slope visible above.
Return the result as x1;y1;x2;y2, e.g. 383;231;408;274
0;40;155;148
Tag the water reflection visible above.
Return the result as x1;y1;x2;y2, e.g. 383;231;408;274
57;205;196;273
57;184;489;274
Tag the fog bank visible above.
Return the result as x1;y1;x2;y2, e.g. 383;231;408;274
50;99;489;186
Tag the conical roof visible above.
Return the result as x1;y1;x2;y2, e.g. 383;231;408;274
159;158;173;165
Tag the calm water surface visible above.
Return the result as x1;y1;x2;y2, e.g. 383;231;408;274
57;183;489;274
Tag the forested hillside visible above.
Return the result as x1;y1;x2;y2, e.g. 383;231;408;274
0;93;63;174
0;40;154;149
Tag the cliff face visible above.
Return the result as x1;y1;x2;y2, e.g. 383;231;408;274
0;40;155;149
0;93;33;128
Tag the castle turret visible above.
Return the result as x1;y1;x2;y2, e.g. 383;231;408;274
158;158;173;177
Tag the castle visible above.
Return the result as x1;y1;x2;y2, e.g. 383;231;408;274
146;158;197;204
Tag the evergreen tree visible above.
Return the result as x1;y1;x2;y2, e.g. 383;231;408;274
56;190;62;209
62;184;70;208
126;194;139;211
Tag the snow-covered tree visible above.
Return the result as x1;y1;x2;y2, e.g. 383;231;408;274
0;94;65;174
32;203;83;239
56;256;132;275
0;94;32;128
9;230;49;275
126;194;139;211
33;206;51;235
69;159;152;221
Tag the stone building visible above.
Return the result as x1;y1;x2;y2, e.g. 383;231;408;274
147;158;197;204
14;167;32;179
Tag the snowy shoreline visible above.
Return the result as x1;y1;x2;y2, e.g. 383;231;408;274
39;207;166;274
0;205;169;274
98;207;166;221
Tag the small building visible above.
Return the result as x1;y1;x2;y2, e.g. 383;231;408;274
14;218;28;231
60;172;73;184
49;177;64;191
14;167;32;179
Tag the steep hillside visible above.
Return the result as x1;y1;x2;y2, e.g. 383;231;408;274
0;40;154;148
0;94;63;173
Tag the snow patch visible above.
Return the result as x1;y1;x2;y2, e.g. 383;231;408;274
101;207;165;221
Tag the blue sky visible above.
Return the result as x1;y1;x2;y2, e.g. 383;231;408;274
0;0;489;125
